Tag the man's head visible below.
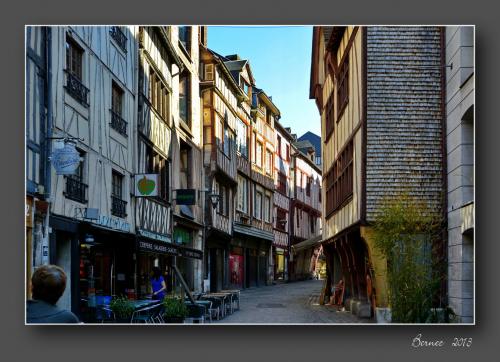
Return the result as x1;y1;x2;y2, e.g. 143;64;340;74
31;265;67;305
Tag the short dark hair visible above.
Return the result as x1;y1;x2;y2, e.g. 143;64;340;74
31;265;67;305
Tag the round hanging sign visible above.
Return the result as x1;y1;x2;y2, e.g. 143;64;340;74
51;142;81;175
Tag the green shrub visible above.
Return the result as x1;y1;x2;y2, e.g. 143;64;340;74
109;296;135;320
373;193;448;323
162;297;188;319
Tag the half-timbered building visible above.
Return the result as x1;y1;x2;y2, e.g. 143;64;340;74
289;142;322;281
41;26;139;318
199;49;243;291
310;26;446;318
273;121;294;281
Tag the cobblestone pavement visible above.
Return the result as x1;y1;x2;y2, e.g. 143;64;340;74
214;279;373;324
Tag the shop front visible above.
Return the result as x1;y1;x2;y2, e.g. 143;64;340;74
229;247;244;289
77;221;136;322
232;227;272;289
273;247;286;281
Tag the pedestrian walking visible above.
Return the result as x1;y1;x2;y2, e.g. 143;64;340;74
150;267;167;300
26;264;80;324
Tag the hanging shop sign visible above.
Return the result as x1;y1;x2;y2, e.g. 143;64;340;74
135;174;158;197
175;189;197;205
179;247;203;260
50;142;81;175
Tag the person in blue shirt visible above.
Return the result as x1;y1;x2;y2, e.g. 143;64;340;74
150;267;167;301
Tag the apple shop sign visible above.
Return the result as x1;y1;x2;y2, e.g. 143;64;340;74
135;174;158;197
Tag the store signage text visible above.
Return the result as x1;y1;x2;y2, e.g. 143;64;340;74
137;228;171;243
92;215;131;233
139;240;178;255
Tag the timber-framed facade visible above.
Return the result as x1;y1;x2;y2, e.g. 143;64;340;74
311;26;446;319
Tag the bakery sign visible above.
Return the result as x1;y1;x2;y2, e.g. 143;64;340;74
135;174;158;197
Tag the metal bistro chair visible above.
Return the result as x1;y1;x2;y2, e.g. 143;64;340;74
131;304;162;324
201;296;222;320
96;305;115;324
196;300;214;323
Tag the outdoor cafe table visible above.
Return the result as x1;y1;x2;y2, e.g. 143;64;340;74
201;293;234;317
220;290;240;310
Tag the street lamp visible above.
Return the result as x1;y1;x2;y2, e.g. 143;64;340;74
208;192;220;209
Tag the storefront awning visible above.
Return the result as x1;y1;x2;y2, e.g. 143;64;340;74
233;222;274;242
291;235;322;253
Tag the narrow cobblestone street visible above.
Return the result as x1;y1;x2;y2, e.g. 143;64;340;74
215;279;372;324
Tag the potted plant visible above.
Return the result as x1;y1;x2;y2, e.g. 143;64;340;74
162;296;188;323
109;296;135;323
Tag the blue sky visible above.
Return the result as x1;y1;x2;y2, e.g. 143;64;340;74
207;26;321;138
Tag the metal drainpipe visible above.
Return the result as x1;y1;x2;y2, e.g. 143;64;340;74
44;27;53;265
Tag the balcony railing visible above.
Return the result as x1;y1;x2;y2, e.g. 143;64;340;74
214;147;237;181
110;109;128;137
110;26;127;53
111;196;128;218
251;218;274;233
211;210;231;235
65;71;89;107
64;176;88;203
251;163;275;190
237;154;250;176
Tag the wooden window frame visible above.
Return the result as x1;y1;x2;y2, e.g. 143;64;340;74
325;93;335;142
277;172;287;195
179;71;191;127
325;140;353;218
337;56;349;121
65;36;83;80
